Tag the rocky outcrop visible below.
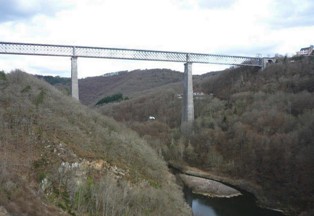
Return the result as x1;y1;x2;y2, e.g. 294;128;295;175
179;174;241;198
0;206;10;216
170;161;262;197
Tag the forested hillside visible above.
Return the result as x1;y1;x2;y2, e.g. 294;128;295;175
99;57;314;215
36;69;183;106
0;70;190;216
189;60;314;215
79;69;183;105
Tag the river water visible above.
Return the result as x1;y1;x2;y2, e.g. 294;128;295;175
184;188;285;216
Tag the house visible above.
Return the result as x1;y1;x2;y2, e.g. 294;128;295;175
193;92;206;100
297;45;314;56
176;92;207;99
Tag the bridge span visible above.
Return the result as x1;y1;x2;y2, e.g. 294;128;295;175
0;41;264;130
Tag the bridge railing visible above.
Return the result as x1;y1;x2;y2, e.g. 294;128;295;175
0;41;263;67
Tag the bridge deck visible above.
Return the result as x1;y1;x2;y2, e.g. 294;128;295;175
0;41;262;67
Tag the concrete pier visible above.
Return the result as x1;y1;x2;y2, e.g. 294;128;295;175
181;62;194;132
71;56;79;100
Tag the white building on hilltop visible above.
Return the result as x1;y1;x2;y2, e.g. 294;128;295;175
297;45;314;56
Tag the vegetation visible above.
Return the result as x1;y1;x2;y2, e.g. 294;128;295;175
0;70;190;216
0;70;6;80
9;57;313;215
36;75;71;96
95;93;125;105
78;68;183;105
36;75;71;85
188;60;314;215
99;57;314;215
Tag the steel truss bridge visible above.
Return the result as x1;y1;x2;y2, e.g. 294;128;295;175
0;42;262;66
0;41;264;130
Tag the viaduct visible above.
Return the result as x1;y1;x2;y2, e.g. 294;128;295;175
0;42;267;130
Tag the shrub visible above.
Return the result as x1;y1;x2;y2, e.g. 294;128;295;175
0;70;6;80
95;93;123;105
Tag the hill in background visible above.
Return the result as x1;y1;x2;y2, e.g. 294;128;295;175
37;68;185;106
79;69;184;105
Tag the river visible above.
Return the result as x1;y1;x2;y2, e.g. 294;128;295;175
184;187;286;216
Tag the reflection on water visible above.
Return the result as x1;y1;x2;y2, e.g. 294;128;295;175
184;188;285;216
193;199;217;216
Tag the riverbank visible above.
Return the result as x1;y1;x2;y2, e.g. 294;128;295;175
179;174;242;198
169;162;287;215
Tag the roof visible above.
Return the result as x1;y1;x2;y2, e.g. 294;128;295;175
300;45;314;51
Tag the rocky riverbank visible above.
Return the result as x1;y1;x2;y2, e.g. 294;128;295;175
169;162;287;215
179;174;242;198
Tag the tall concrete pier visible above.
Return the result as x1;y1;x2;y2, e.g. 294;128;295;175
1;42;263;104
181;61;194;132
71;56;79;100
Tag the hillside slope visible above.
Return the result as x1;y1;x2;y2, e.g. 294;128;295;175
0;70;190;216
79;69;183;105
98;58;314;215
192;61;314;215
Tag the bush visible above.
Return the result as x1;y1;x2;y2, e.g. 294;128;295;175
95;93;124;105
0;70;6;80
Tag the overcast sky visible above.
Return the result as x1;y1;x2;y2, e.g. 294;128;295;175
0;0;313;78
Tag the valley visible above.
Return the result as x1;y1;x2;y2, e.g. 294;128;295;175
1;55;314;215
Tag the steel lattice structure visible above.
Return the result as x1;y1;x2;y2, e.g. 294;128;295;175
0;41;263;67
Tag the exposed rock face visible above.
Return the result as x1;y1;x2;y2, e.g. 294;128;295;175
179;174;242;198
0;206;10;216
39;158;130;200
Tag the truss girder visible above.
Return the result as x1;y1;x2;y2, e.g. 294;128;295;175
0;42;262;67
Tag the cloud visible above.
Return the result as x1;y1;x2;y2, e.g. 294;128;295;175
268;0;314;28
198;0;236;9
0;0;72;23
30;65;69;77
0;0;313;77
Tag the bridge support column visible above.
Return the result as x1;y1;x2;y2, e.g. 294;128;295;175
181;62;194;133
71;56;79;100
